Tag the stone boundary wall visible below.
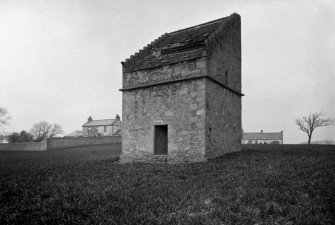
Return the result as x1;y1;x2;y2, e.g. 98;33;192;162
0;136;122;152
242;144;335;151
47;136;122;150
0;140;47;151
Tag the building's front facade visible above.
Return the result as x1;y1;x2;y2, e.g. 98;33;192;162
120;13;243;163
82;115;121;137
242;130;284;144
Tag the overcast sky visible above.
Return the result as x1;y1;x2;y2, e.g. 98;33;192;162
0;0;334;143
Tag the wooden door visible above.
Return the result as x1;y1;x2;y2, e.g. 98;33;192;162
155;125;168;155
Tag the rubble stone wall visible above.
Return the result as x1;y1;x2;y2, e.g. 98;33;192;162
123;58;206;89
121;14;242;163
206;13;241;92
204;14;242;158
121;77;207;163
0;140;47;151
205;79;242;158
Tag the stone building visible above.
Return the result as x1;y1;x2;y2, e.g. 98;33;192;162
120;13;243;163
82;115;121;137
242;130;284;144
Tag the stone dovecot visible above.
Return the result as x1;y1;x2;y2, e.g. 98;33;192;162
120;13;243;163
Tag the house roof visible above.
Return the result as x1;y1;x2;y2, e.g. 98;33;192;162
82;119;116;127
243;132;283;141
122;14;237;72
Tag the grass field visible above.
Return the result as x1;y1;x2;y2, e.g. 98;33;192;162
1;145;334;224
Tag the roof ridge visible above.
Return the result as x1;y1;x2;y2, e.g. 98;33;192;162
168;15;229;36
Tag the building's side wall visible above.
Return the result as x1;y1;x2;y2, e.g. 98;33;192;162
83;126;107;136
205;80;241;158
121;78;206;163
106;126;113;135
108;120;122;135
206;13;241;93
123;58;206;89
97;126;104;135
84;123;122;136
82;127;88;136
204;13;242;158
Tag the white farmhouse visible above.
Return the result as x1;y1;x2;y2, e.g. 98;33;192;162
82;115;121;137
243;130;283;144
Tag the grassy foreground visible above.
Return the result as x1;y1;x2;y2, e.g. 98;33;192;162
1;145;334;224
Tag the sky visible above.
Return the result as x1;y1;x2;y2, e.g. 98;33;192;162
0;0;334;143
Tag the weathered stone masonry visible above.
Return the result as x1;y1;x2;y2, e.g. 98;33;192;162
120;13;243;163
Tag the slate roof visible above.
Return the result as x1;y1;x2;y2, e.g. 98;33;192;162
82;119;116;127
122;14;236;72
243;132;283;141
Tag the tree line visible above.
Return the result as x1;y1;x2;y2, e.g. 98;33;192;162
0;107;64;143
1;106;334;144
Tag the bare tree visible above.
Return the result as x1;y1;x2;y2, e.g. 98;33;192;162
30;121;64;141
0;130;7;143
0;107;11;127
0;107;11;143
295;112;334;144
50;124;63;137
7;130;34;143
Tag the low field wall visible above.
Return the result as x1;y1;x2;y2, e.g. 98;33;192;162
0;136;122;151
242;144;335;151
0;140;47;151
47;136;122;150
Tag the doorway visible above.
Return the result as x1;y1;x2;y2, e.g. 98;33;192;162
154;125;168;155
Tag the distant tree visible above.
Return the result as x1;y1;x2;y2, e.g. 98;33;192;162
30;121;64;141
50;124;63;137
295;112;334;144
7;132;20;143
0;107;11;127
6;130;34;143
19;130;34;142
0;128;5;143
0;133;5;143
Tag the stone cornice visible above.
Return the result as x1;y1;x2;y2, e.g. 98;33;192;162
119;75;244;97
